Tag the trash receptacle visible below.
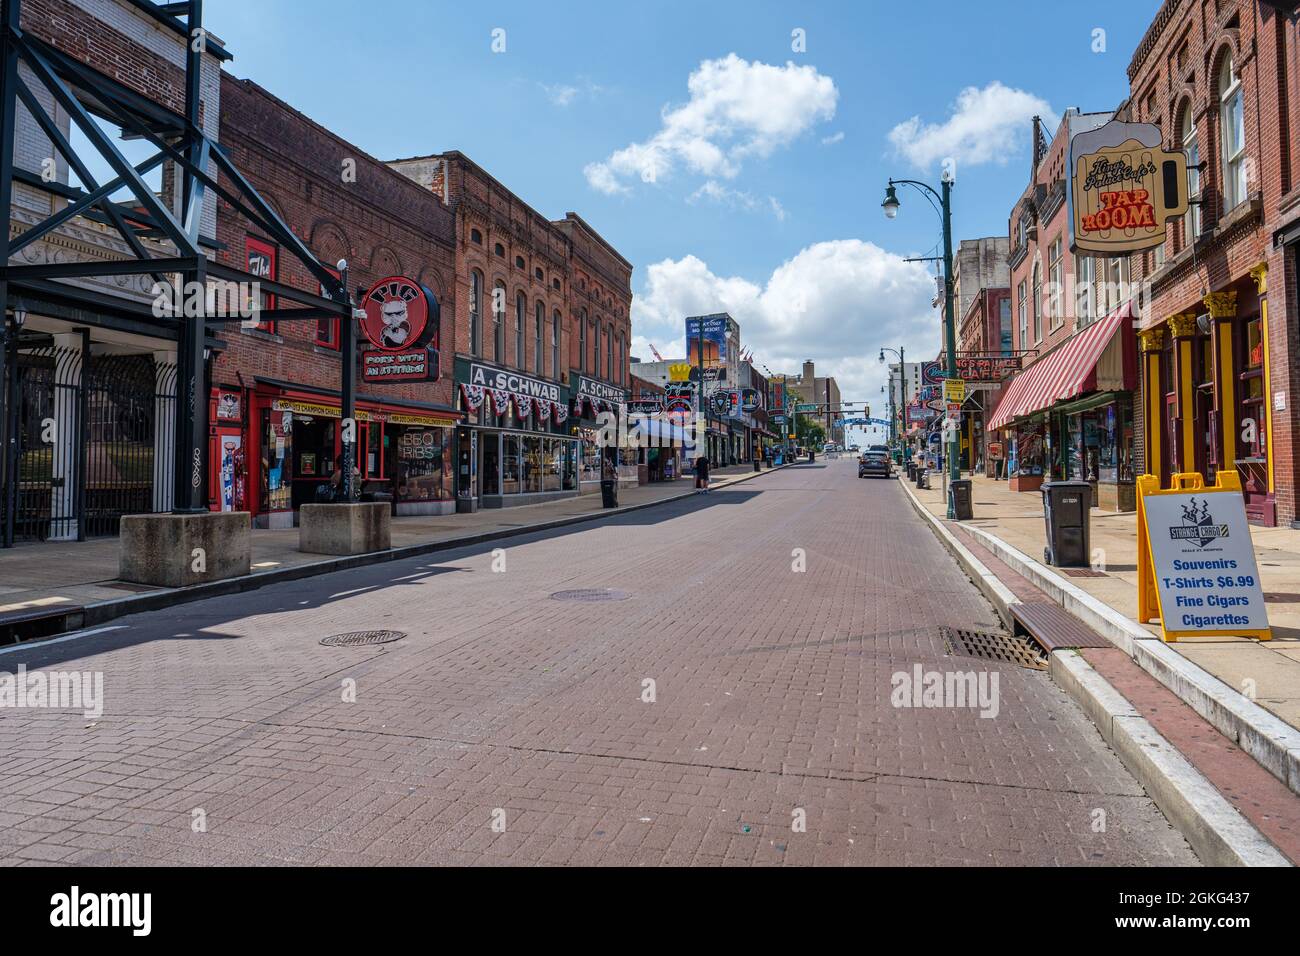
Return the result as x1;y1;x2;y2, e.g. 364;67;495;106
906;461;916;482
601;478;618;508
1041;479;1091;567
753;457;761;472
949;479;973;520
915;466;927;489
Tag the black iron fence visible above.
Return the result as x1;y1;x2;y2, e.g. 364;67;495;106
1;347;175;542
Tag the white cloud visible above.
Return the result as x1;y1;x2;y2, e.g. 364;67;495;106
586;54;837;194
541;77;606;108
687;180;786;220
888;81;1056;170
542;83;579;107
821;131;845;145
631;241;939;422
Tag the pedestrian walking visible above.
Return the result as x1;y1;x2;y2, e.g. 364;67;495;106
694;454;711;493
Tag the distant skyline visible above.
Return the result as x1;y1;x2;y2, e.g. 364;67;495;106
198;1;1153;441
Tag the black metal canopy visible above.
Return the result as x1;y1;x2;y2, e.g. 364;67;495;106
0;0;358;543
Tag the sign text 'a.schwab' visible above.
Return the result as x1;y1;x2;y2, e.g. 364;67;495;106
1068;120;1188;255
359;276;440;383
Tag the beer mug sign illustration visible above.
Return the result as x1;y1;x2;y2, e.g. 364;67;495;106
1068;120;1189;255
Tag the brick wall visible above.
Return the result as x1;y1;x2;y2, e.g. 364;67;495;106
211;75;456;411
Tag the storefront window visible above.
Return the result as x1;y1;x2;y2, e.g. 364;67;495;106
393;426;453;502
580;428;601;481
543;438;562;492
1241;317;1265;459
502;434;521;494
562;441;578;491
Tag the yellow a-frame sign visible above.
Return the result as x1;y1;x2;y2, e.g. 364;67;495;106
1137;471;1271;642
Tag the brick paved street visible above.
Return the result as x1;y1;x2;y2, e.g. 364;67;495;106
0;460;1196;866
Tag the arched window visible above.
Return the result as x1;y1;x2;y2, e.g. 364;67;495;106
1031;262;1042;343
1219;54;1246;212
494;242;505;258
1181;102;1201;246
534;300;544;375
493;280;505;362
470;228;483;245
469;270;483;356
552;310;561;379
606;326;613;382
578;310;587;372
515;292;526;368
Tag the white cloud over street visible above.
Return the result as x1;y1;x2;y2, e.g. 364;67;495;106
630;240;940;434
585;54;838;194
888;81;1055;171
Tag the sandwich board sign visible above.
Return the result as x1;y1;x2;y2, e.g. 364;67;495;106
1136;471;1271;642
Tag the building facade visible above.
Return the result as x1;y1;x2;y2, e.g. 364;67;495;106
213;78;459;528
2;0;227;544
989;110;1141;511
1125;0;1292;526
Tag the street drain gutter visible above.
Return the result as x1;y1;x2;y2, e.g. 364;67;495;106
899;477;1292;866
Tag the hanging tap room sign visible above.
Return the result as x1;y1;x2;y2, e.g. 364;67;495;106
1068;120;1188;255
359;276;440;383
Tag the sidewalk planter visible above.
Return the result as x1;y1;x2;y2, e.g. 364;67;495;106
299;502;391;556
1009;473;1043;494
120;512;251;587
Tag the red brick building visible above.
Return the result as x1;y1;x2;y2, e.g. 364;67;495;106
211;77;459;526
1124;0;1292;525
990;111;1141;510
388;153;633;505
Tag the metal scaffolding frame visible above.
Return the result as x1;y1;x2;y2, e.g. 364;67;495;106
0;0;357;547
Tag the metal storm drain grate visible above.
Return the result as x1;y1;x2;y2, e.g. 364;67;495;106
320;630;407;647
550;589;631;602
940;626;1047;670
1061;568;1107;578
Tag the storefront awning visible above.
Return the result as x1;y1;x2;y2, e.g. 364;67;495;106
987;303;1133;432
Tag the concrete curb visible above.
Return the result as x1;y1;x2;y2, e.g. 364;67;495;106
899;476;1293;865
1052;652;1289;867
52;463;788;631
960;521;1300;799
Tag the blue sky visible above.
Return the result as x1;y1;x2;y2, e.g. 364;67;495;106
198;0;1156;441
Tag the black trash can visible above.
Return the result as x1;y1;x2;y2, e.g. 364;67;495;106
601;478;618;508
906;461;916;482
753;457;761;472
915;466;927;489
949;479;973;520
1041;479;1091;567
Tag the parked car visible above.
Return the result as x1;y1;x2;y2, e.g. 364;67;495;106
859;448;891;478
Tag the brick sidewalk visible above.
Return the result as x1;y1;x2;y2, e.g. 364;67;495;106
0;463;770;620
909;473;1300;732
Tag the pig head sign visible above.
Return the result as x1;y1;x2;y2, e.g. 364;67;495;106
359;276;440;383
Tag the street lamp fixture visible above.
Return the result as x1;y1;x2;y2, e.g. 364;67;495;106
881;185;900;220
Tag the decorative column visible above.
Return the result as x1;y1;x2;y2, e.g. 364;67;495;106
1168;313;1200;477
152;349;177;513
1139;327;1165;481
1203;291;1238;479
48;332;83;541
1250;263;1272;498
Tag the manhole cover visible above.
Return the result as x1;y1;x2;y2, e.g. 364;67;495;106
320;630;406;647
940;626;1047;670
550;589;631;602
1061;568;1107;578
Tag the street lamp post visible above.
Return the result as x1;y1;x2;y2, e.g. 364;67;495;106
878;345;905;449
883;176;958;517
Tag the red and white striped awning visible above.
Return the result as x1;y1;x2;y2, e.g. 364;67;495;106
987;302;1133;432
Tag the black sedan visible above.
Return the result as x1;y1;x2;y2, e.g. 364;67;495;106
859;449;892;478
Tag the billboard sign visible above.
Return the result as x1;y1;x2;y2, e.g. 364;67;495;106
685;315;730;368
